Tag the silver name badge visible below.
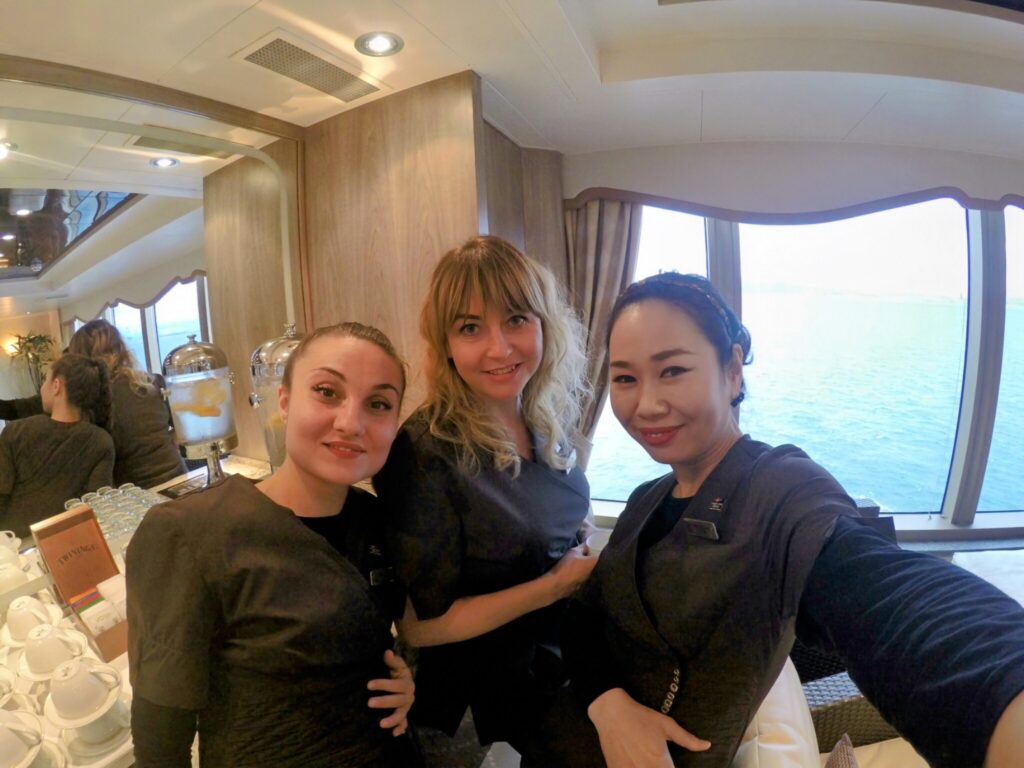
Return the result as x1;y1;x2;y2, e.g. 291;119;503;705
682;518;720;541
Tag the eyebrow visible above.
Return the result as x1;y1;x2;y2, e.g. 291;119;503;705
452;314;481;323
312;367;401;396
609;348;693;368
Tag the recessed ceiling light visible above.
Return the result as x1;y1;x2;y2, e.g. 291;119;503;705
354;31;404;57
0;234;13;241
150;157;179;169
14;209;30;217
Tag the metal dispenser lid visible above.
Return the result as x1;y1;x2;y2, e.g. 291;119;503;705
162;335;229;376
250;323;303;379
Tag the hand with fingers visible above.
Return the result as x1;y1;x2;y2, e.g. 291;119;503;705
588;688;710;768
367;649;415;736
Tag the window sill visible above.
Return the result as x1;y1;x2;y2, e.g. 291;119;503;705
592;499;1024;552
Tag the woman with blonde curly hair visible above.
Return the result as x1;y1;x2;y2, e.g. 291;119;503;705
376;235;598;763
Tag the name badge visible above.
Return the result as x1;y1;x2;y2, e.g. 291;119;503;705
369;567;395;586
682;518;719;541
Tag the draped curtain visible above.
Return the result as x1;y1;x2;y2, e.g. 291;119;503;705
564;198;643;467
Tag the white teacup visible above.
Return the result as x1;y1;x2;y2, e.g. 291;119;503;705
0;532;20;554
5;597;51;643
0;709;41;768
585;528;613;555
22;626;86;678
0;565;27;595
71;699;128;745
48;660;120;723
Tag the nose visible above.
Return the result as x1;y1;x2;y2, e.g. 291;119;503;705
333;398;365;435
485;327;512;359
635;380;667;419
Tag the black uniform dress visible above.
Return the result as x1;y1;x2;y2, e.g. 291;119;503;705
564;436;853;767
375;411;590;753
126;475;419;768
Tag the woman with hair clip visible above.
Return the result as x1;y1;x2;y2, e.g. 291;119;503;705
127;322;420;768
375;235;598;763
562;272;1024;768
0;353;114;537
0;319;186;488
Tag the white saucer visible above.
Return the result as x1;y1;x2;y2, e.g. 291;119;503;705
35;739;67;768
59;715;130;761
18;631;93;683
7;709;44;768
43;682;122;730
0;604;63;647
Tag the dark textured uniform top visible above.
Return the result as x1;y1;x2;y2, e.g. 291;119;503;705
127;475;415;768
0;415;114;537
0;373;185;489
375;410;590;744
566;436;851;767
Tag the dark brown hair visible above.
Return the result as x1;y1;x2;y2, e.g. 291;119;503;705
49;353;112;430
281;322;406;398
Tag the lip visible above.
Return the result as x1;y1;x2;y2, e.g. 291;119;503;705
324;441;365;458
635;426;681;447
484;362;521;377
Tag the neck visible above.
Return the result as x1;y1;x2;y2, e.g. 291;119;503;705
257;459;349;518
488;398;532;457
670;425;742;498
49;400;82;424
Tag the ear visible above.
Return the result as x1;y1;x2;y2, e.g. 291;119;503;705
50;375;64;398
727;343;744;399
277;384;290;423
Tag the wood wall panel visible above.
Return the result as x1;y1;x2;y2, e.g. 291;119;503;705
204;138;304;460
521;148;567;287
304;71;484;411
482;123;525;250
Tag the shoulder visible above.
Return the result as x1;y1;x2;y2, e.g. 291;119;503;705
384;410;457;474
620;473;675;521
749;441;848;495
84;422;115;451
142;476;263;538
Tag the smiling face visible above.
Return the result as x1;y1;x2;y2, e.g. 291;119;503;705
446;294;543;409
278;335;403;491
608;299;743;490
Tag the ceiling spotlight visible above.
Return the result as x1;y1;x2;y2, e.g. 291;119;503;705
354;31;404;57
150;157;179;169
0;140;15;161
14;209;30;217
0;234;13;241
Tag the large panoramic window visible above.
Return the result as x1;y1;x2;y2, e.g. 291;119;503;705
978;205;1024;512
110;303;147;370
738;200;968;512
154;280;204;365
588;206;708;500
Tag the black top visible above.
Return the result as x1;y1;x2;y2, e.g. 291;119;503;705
797;515;1024;768
127;476;414;768
0;415;114;537
565;437;851;767
375;410;590;743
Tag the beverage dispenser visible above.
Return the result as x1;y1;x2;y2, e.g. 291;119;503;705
248;323;302;471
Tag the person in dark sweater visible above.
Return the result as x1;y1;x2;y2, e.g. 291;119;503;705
127;323;419;768
0;319;186;488
0;353;114;538
559;273;1024;768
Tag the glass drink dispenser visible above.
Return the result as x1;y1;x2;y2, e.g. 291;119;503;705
162;336;238;487
248;324;302;471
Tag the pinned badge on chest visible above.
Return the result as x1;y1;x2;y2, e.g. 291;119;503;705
369;567;395;586
682;518;720;541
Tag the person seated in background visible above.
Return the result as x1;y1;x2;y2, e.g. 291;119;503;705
0;319;186;488
0;353;114;538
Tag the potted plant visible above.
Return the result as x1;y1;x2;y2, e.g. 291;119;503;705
9;333;55;392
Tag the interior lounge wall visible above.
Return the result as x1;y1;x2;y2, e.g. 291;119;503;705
303;71;486;412
481;122;567;287
204;138;303;460
563;142;1024;219
58;248;205;324
0;311;61;351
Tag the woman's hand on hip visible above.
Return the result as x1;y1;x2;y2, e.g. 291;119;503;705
367;650;414;736
546;545;598;600
587;688;710;768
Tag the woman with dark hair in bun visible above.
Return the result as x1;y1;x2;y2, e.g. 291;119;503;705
0;353;114;537
562;273;1024;768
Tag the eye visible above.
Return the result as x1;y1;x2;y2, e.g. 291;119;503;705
611;373;636;385
312;384;337;399
507;314;528;328
661;366;689;378
368;398;394;412
457;322;480;336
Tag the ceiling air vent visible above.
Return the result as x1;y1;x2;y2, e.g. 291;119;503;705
244;37;379;103
129;132;234;160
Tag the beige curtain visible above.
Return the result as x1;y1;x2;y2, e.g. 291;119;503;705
565;199;643;467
